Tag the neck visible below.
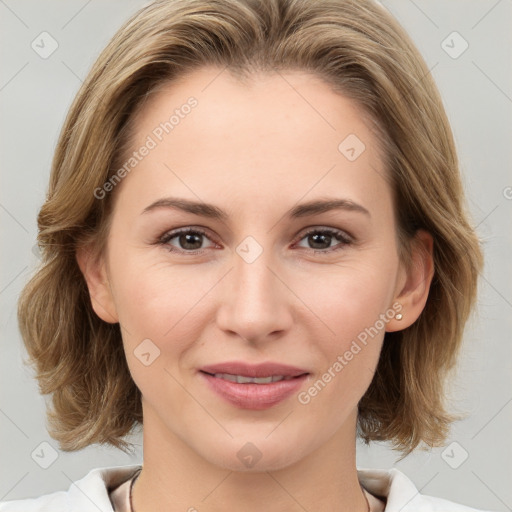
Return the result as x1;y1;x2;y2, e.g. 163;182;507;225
132;403;368;512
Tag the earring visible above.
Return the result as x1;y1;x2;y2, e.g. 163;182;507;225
395;313;403;321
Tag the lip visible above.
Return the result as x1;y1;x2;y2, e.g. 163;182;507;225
198;361;310;410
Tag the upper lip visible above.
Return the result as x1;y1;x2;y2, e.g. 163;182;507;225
199;361;309;378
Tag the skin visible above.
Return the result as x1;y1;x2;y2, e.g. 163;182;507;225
77;67;433;512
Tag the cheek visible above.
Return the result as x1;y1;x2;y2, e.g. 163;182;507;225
293;255;397;398
295;270;390;419
109;257;208;406
109;245;191;328
299;255;398;336
108;250;219;364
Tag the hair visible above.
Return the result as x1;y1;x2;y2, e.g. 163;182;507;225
18;0;483;455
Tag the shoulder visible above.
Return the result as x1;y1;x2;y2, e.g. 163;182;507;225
0;464;142;512
357;467;496;512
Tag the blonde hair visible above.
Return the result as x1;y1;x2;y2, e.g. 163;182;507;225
18;0;483;455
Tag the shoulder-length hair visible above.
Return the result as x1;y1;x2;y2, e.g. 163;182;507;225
18;0;483;455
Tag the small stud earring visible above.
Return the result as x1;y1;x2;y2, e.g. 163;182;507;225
395;313;403;321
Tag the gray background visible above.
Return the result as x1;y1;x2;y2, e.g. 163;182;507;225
1;0;511;510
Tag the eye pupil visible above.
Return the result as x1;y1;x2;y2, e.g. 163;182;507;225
180;232;202;250
309;233;331;249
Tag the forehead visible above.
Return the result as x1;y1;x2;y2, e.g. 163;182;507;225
114;66;391;221
132;66;382;156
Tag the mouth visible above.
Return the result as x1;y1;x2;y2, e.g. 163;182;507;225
198;362;310;410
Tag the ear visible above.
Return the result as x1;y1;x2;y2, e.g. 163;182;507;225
76;245;119;324
386;229;434;332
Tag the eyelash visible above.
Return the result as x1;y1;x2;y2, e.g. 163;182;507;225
157;226;353;256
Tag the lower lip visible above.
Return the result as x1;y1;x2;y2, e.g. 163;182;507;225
199;371;309;410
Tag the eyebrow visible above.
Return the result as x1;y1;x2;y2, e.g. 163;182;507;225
141;197;371;219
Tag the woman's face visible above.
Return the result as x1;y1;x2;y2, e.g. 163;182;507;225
86;67;414;471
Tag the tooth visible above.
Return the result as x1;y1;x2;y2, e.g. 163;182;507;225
214;373;238;382
236;375;255;383
212;373;292;384
252;376;274;384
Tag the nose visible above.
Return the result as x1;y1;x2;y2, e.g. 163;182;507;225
215;249;294;344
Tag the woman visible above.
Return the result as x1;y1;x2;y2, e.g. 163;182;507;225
1;0;488;510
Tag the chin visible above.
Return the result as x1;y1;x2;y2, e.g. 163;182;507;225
197;433;310;473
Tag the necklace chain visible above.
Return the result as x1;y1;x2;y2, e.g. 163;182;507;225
129;470;371;512
129;468;140;512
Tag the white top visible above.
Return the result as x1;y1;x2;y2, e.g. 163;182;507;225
0;464;494;511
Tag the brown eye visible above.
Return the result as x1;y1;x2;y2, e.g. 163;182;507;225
160;228;217;253
295;228;352;253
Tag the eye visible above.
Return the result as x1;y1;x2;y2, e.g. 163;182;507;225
159;227;218;253
294;227;353;253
